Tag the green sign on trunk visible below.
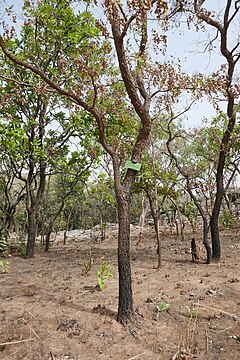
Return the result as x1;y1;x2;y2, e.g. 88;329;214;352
124;160;141;171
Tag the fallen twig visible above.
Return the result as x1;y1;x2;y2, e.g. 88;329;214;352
0;338;36;346
3;349;21;359
194;303;240;320
128;352;146;360
18;318;40;339
26;310;38;320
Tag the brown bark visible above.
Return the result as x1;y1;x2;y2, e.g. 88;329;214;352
26;207;37;258
116;189;133;323
186;178;211;264
147;192;161;268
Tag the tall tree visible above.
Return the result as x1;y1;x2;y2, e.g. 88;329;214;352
0;0;191;322
194;0;240;261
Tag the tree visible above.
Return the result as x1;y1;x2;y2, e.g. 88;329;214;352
0;0;204;322
193;1;240;260
0;158;26;235
0;77;80;257
42;150;93;252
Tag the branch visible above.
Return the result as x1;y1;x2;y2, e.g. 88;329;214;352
0;35;93;112
194;0;223;32
0;73;31;87
120;13;138;41
0;35;116;159
225;0;240;28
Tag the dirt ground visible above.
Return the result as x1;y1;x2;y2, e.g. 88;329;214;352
0;224;240;360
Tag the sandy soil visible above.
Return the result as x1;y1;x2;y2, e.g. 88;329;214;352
0;225;240;360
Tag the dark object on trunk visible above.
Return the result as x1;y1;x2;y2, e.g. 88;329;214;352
191;237;199;262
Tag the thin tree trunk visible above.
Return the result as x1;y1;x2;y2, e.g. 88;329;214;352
26;207;37;258
186;178;211;264
137;192;148;244
147;192;161;268
44;231;51;252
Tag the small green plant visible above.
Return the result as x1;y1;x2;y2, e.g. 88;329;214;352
186;306;197;318
156;301;170;312
19;242;26;256
96;260;113;290
81;258;93;275
220;210;237;229
0;259;10;273
0;228;9;256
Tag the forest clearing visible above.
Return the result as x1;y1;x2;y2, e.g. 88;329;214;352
0;224;240;360
0;1;240;359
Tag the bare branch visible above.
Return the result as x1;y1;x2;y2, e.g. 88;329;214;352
120;13;138;41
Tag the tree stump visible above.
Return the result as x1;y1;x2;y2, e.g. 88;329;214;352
191;237;199;262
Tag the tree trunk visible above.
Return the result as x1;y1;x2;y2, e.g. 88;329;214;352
26;207;37;258
185;178;212;263
210;171;224;261
116;189;133;324
210;209;221;261
147;192;161;268
44;230;52;252
203;216;211;264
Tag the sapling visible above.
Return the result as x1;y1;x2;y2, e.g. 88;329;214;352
186;306;197;318
156;301;170;312
96;260;113;290
0;259;10;273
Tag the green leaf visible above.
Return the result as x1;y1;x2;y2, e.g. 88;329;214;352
156;301;170;312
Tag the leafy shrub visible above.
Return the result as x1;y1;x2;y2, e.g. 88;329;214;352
96;260;113;290
220;210;237;229
0;228;9;256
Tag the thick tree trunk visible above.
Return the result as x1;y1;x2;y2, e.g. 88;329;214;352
26;207;37;258
210;172;224;261
116;190;133;324
210;208;221;261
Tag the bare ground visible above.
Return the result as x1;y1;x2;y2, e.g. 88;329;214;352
0;225;240;360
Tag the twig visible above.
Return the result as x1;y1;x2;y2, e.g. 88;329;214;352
49;351;56;360
18;318;40;339
128;352;146;360
194;303;240;320
209;325;233;333
205;329;209;353
79;290;90;297
3;349;21;359
0;338;36;346
26;310;38;320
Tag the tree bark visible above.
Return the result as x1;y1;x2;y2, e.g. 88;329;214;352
116;189;133;323
186;178;211;264
147;192;161;268
26;207;37;258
